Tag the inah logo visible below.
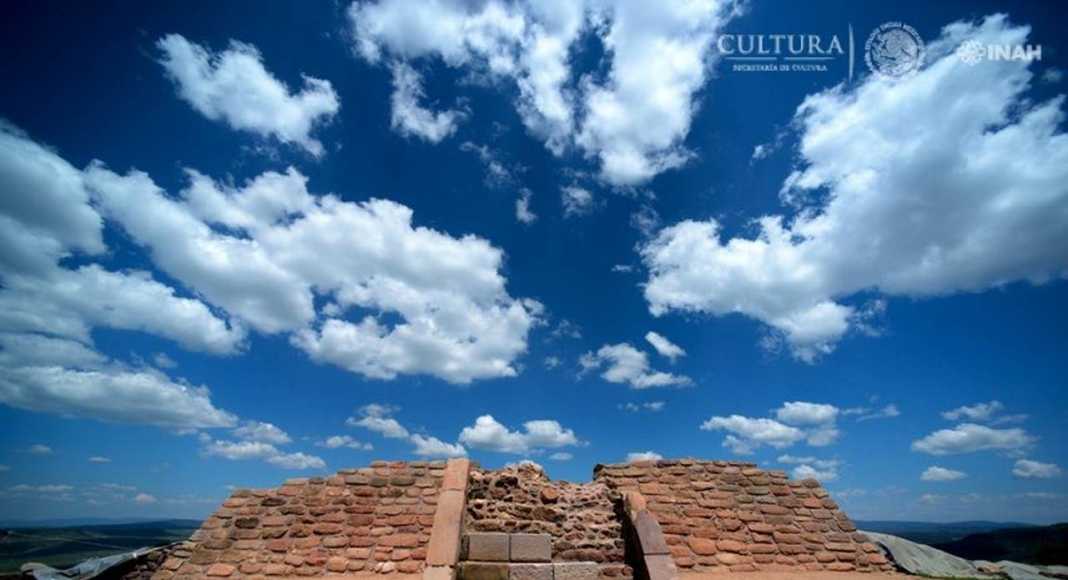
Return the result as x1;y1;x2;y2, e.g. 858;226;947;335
956;40;1042;66
865;22;925;78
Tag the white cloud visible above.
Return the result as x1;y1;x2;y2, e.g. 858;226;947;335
347;404;410;439
792;463;838;482
544;356;561;370
1042;68;1064;84
549;452;572;461
641;15;1068;361
352;0;732;185
921;466;967;482
232;420;291;445
266;452;327;470
561;186;593;217
201;438;325;470
644;331;685;362
318;435;373;451
777;455;841;481
775;401;838;426
410;434;467;458
1;365;237;430
856;404;901;421
458;414;579;454
941;401;1012;423
911;423;1037;455
700;415;805;454
580;343;691;389
1013;459;1062;479
919;493;944;505
153;353;177;369
157;34;339;156
389;62;465;143
626;451;663;463
26;444;53;455
134;493;158;505
516;189;537;224
88;456;111;464
85;160;540;384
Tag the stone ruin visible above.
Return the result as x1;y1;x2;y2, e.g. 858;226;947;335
150;458;893;579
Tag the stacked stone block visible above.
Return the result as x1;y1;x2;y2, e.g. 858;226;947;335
153;460;444;578
594;459;893;574
460;532;598;580
465;464;630;578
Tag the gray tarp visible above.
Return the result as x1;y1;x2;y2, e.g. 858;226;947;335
21;546;154;580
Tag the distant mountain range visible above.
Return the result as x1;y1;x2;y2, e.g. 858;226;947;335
0;517;202;529
856;520;1037;545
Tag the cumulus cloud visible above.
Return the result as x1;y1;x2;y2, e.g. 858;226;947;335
134;493;158;505
232;420;291;445
390;62;465;143
580;343;691;389
458;414;579;454
346;404;410;439
561;186;594;217
921;466;967;482
348;404;466;457
201;437;326;470
854;404;901;422
26;444;52;455
911;423;1037;456
84;158;540;384
701;416;805;455
942;401;1004;422
88;456;111;464
350;0;733;185
317;435;373;451
777;454;842;477
1013;459;1062;479
626;451;663;463
549;452;573;461
410;434;467;458
644;331;685;362
641;15;1068;361
157;34;339;156
774;401;840;447
515;189;537;224
620;401;666;413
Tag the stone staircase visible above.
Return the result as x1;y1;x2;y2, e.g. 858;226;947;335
458;532;599;580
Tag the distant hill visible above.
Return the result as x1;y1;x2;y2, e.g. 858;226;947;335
933;523;1068;565
0;517;201;529
856;520;1037;545
0;520;200;573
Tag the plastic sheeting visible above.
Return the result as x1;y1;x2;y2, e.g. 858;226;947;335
21;546;154;580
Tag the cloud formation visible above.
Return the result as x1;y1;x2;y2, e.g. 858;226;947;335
912;423;1036;456
458;415;579;454
580;343;691;389
641;16;1068;361
350;0;734;185
157;34;339;156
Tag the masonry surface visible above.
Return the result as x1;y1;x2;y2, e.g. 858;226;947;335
151;459;893;579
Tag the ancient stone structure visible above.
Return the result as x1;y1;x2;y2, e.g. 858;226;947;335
594;459;892;574
154;461;446;578
150;458;893;579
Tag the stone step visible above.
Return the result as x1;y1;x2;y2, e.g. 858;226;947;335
463;533;552;563
458;562;599;580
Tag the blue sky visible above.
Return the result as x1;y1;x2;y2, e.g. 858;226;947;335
1;0;1066;524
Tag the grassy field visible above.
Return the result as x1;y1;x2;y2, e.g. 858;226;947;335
0;520;199;573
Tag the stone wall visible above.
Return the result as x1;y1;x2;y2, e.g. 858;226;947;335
593;459;892;574
465;464;631;578
153;460;444;578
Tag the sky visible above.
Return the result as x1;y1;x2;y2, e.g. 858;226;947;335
1;0;1066;524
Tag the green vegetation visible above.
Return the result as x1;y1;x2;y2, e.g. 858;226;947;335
0;520;199;573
